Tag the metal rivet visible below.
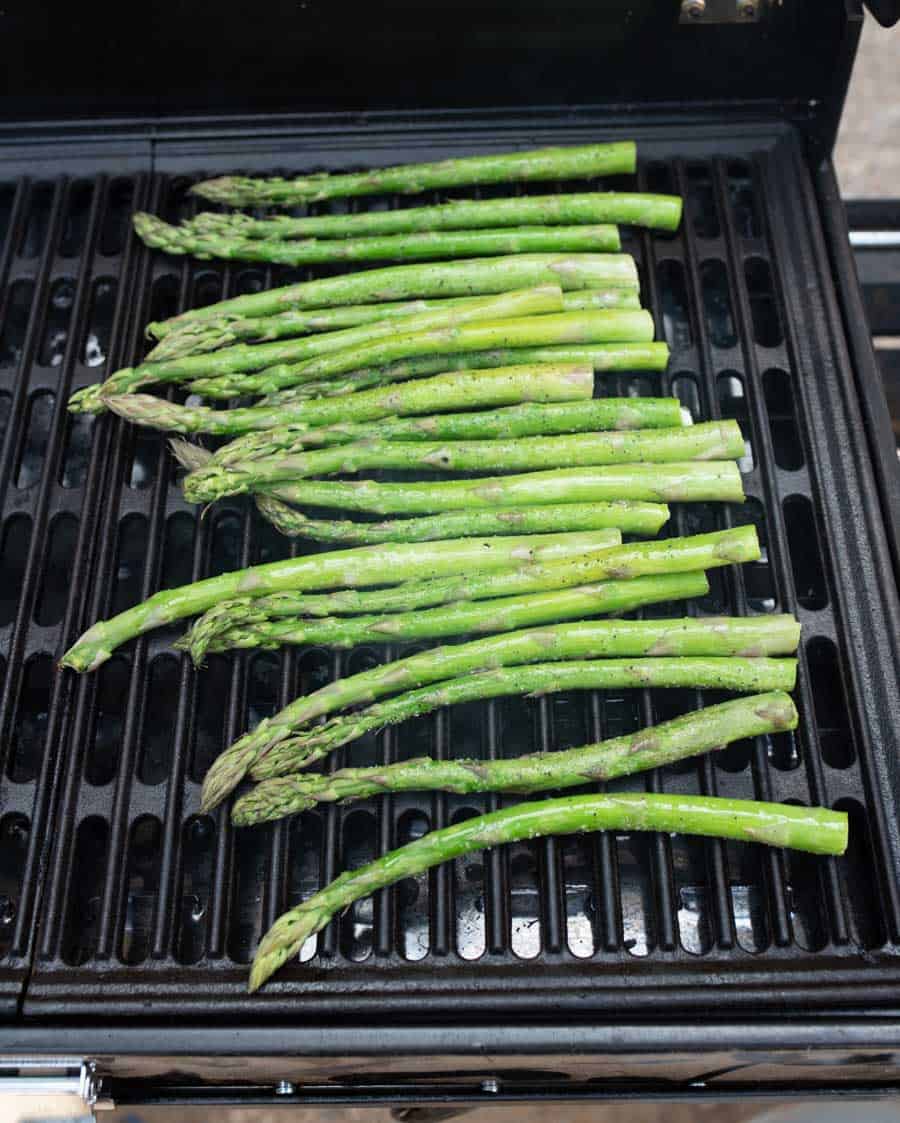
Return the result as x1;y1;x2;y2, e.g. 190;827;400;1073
681;0;706;17
275;1080;295;1096
481;1078;500;1094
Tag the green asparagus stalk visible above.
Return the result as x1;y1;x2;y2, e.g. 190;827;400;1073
186;571;709;664
189;193;680;242
253;495;668;544
71;285;565;411
187;527;755;661
191;143;638;206
236;691;796;824
59;529;623;674
134;215;623;266
268;462;746;514
105;362;595;437
147;254;640;340
254;661;798;779
182;421;744;503
199;615;801;811
205;398;688;467
148;287;642;361
185;308;655;399
249;789;846;989
190;341;670;402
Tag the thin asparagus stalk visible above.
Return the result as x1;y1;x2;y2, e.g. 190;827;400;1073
59;529;623;673
72;285;565;412
189;193;681;242
185;309;656;399
182;421;744;503
254;661;798;778
199;615;801;811
205;398;688;467
105;362;595;437
186;571;710;664
193;341;670;402
192;143;638;206
147;254;640;340
236;691;797;824
134;215;623;266
268;462;746;514
253;495;668;544
148;287;642;361
249;789;846;989
186;527;754;662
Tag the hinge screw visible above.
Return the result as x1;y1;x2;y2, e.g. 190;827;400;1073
275;1080;295;1095
681;0;707;18
481;1078;500;1094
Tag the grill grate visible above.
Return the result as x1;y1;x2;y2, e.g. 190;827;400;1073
0;122;897;1019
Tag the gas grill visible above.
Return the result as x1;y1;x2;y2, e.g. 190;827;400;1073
1;0;900;1112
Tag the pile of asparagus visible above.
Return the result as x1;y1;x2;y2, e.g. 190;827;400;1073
61;142;847;992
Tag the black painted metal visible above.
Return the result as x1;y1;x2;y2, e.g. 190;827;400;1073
0;115;897;1030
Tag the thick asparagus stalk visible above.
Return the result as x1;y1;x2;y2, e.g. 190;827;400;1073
147;254;640;340
255;660;798;778
148;287;642;361
190;193;681;242
188;527;754;662
185;308;656;399
253;495;668;544
236;691;797;824
191;342;670;402
59;529;622;673
199;615;801;810
105;363;595;437
249;789;846;989
192;143;638;206
134;215;623;266
183;421;744;503
186;571;709;664
268;463;746;514
71;285;564;411
206;398;687;467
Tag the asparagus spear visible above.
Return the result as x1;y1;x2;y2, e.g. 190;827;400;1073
182;421;743;503
188;193;680;241
191;143;639;206
186;571;709;664
71;285;565;411
148;287;642;361
147;254;640;340
249;789;846;989
236;691;797;824
134;215;623;266
185;308;656;399
185;526;755;662
59;529;623;673
255;660;799;779
253;495;668;544
105;363;595;437
268;463;746;514
205;398;688;467
199;615;801;810
191;342;671;402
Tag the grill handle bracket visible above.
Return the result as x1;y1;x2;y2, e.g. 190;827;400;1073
0;1059;114;1114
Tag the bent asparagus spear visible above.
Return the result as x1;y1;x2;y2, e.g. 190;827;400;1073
184;571;709;664
249;789;847;989
253;495;668;544
105;363;594;436
188;192;681;241
235;691;797;824
182;421;744;502
135;216;622;266
59;529;622;673
199;615;802;810
253;660;798;779
191;142;638;206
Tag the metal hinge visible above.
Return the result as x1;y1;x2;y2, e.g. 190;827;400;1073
0;1059;114;1114
679;0;773;23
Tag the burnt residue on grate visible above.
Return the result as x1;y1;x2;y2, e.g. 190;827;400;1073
2;126;898;1020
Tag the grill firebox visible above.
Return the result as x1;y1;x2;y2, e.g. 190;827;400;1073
0;120;898;1021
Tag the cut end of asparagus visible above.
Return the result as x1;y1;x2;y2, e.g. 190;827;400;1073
170;439;214;472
